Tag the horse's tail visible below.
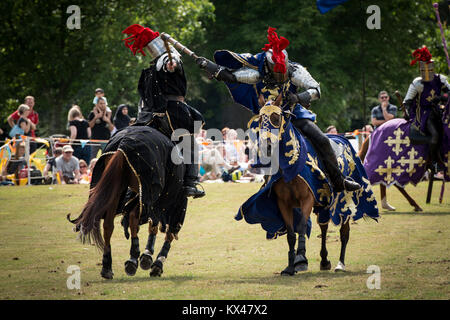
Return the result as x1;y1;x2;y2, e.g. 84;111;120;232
67;150;129;251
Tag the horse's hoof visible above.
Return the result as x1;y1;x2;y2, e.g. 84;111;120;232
294;263;308;272
101;268;114;280
294;254;308;272
150;260;163;277
334;261;346;272
139;252;153;270
320;260;332;271
281;266;296;276
124;258;138;276
414;206;423;212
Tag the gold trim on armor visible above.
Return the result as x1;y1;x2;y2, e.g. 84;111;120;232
230;52;259;70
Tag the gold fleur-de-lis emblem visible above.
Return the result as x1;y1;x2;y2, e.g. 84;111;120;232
426;89;436;102
384;128;410;156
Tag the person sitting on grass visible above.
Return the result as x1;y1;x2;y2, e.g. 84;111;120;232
55;145;80;184
78;159;90;184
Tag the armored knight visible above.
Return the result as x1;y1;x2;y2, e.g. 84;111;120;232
123;24;205;198
403;46;450;163
195;27;361;192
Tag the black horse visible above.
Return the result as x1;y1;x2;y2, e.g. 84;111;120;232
68;123;187;279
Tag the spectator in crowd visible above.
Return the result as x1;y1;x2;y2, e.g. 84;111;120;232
68;106;91;164
66;104;84;130
113;104;131;131
16;104;34;137
43;147;63;184
55;145;80;184
92;88;112;119
371;91;397;129
1;142;27;185
78;159;90;184
224;129;238;163
325;125;338;134
199;139;232;181
7;96;39;138
7;96;39;153
88;97;113;159
361;124;374;140
88;157;98;182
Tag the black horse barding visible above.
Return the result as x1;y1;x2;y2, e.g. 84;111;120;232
68;123;187;279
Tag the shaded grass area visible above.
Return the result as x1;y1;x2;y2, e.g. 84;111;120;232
0;181;448;299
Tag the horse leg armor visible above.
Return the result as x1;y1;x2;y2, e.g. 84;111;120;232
281;228;297;276
150;233;174;277
125;237;140;276
140;225;158;270
294;215;308;272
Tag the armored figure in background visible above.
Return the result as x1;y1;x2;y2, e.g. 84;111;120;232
195;27;361;192
403;46;450;163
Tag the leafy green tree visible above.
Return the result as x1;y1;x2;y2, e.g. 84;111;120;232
0;0;214;135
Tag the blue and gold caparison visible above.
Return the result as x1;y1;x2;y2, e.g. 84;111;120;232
235;104;379;240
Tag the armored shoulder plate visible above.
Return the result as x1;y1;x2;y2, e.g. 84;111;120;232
439;74;450;90
403;77;423;102
290;62;321;99
232;67;261;84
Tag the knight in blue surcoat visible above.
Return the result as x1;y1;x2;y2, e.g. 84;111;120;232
195;27;361;192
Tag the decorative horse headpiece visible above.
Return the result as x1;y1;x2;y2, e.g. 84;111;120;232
257;94;286;146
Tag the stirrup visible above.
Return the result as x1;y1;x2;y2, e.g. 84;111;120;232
183;183;205;199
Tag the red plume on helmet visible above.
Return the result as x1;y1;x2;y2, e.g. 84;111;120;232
122;24;160;56
262;27;290;73
410;46;432;66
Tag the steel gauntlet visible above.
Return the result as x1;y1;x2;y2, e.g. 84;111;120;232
196;57;237;82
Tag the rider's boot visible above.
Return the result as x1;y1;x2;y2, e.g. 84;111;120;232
293;118;362;193
183;163;205;198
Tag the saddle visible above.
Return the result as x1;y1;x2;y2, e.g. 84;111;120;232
409;124;431;145
134;111;173;139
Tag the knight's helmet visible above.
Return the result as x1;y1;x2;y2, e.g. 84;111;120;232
262;27;290;84
265;49;289;83
410;46;435;82
122;24;179;61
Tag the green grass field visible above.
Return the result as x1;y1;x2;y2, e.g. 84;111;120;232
0;181;448;300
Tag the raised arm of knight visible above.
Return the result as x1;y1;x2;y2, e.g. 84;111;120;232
288;63;321;108
156;47;183;73
195;56;261;84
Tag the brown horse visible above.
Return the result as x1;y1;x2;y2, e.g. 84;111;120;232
272;174;351;274
250;96;378;275
358;136;423;212
68;125;186;279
